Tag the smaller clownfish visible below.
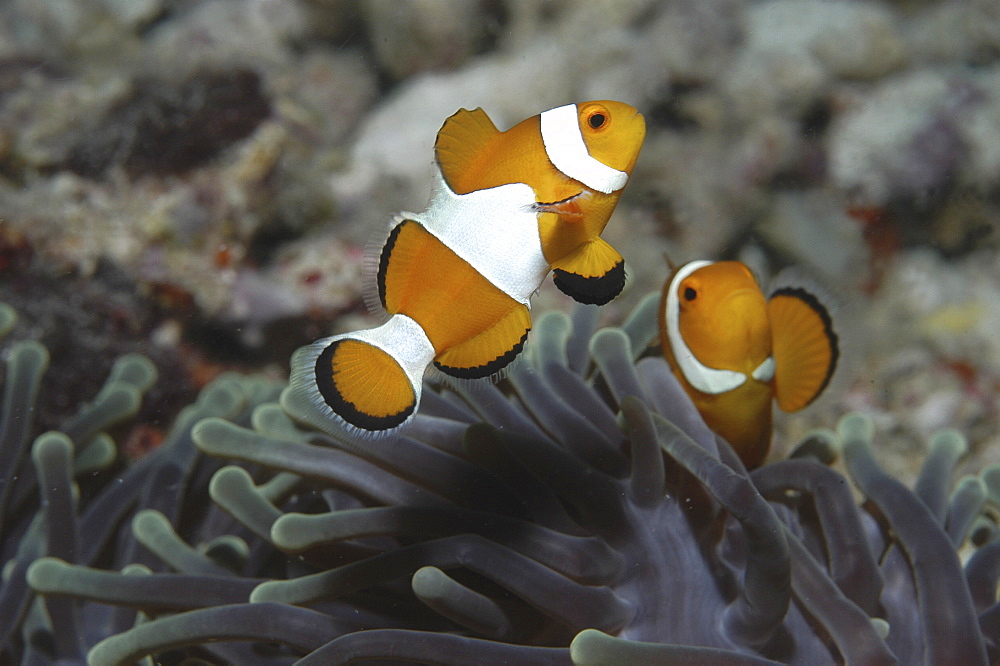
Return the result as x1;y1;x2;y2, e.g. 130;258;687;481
285;101;645;443
658;260;839;468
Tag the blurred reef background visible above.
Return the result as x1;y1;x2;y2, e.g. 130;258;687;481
1;0;1000;663
2;0;1000;474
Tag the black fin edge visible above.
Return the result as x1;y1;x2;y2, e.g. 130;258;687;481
770;286;840;404
434;330;529;380
315;340;414;432
377;220;409;310
553;261;626;306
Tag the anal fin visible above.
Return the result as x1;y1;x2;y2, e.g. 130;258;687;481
768;287;839;412
551;237;626;306
434;304;531;379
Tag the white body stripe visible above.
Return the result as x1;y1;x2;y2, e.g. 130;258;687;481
410;168;550;306
665;261;746;395
539;104;629;195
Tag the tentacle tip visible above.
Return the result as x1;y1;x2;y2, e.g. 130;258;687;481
931;427;968;457
131;508;169;538
979;465;1000;498
588;326;633;359
411;565;448;599
31;430;74;467
269;513;311;552
871;617;890;639
25;557;68;591
788;427;840;464
208;465;253;501
110;353;159;392
0;301;16;335
569;628;611;664
191;416;230;453
248;580;280;604
86;640;115;666
836;411;875;446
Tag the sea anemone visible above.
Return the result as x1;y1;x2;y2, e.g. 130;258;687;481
2;296;998;664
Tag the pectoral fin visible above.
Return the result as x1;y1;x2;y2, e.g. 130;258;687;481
768;287;839;412
434;304;531;379
551;238;626;305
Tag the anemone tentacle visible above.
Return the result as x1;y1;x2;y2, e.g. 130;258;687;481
0;300;993;664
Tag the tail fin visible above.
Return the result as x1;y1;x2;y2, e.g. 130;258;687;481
282;315;436;443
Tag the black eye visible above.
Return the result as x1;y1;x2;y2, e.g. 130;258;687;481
684;287;697;301
588;113;606;129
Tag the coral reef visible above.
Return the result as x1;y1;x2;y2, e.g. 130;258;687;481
3;0;998;322
3;297;997;664
65;69;271;178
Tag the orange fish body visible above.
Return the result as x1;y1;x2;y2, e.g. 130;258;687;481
285;101;645;442
435;100;645;302
658;261;839;468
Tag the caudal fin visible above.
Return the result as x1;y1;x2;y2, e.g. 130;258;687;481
282;315;436;442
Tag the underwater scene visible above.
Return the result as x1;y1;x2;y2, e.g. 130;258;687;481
1;1;999;664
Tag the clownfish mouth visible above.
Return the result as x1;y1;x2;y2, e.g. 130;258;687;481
531;192;586;220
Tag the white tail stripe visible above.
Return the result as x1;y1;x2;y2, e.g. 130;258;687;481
665;261;746;395
540;104;628;194
283;314;434;444
346;314;436;396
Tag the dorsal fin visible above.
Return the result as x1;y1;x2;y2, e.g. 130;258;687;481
434;108;500;192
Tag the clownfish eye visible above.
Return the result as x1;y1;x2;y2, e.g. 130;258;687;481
683;287;697;301
588;113;606;129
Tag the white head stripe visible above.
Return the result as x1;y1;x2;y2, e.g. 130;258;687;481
665;261;746;395
752;356;775;382
539;104;629;195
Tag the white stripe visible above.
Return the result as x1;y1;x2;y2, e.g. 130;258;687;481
752;356;775;382
414;168;550;306
347;314;436;396
665;261;746;395
283;313;436;442
539;104;629;194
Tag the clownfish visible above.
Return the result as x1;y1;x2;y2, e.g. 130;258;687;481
658;260;839;468
285;101;646;442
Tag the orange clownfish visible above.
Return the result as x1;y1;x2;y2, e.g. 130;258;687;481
658;260;839;468
285;101;646;442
